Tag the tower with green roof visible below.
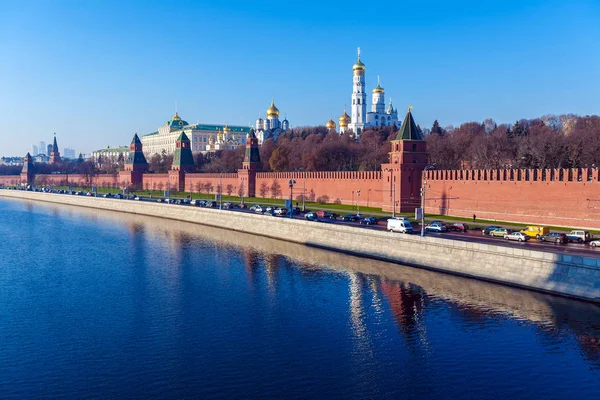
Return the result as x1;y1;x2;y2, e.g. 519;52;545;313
238;128;261;197
119;133;148;190
381;106;428;213
169;131;195;192
20;152;35;185
49;134;61;164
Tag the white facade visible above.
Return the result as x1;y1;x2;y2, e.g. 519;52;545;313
141;112;250;156
91;146;130;167
255;100;290;145
347;48;399;137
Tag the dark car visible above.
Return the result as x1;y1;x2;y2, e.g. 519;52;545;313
316;211;338;219
449;223;469;232
359;216;378;225
305;212;320;221
540;232;568;244
482;225;502;236
205;201;218;208
342;214;360;222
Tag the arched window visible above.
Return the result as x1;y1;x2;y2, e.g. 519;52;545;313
375;115;378;119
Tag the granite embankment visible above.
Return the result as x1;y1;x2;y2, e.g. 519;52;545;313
2;190;600;302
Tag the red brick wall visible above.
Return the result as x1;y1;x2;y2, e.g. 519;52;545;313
255;171;384;208
0;176;20;185
424;168;600;228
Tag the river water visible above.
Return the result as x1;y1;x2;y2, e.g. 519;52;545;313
0;198;599;399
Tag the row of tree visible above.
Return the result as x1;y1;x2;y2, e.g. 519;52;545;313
194;114;600;172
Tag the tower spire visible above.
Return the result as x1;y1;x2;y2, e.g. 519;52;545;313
357;47;361;60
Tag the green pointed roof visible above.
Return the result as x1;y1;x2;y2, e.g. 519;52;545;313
52;134;58;151
395;107;423;141
130;133;142;145
176;131;190;142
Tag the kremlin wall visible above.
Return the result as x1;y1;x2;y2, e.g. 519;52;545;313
6;107;600;230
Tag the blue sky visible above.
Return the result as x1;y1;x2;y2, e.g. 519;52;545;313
1;0;599;156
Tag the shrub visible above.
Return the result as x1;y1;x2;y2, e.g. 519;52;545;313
334;198;342;204
316;195;329;204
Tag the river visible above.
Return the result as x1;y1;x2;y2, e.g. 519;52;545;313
0;198;599;399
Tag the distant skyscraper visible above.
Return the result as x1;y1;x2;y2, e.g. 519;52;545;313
31;145;38;156
39;141;46;155
64;148;75;159
47;144;53;156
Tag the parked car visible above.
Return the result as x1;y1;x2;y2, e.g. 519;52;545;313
223;202;235;209
342;214;360;222
190;199;200;206
157;198;164;203
274;207;287;216
566;230;591;244
387;218;413;233
134;196;141;201
590;240;600;247
316;210;339;219
448;223;469;232
114;193;123;199
540;232;568;244
425;222;446;233
305;212;319;221
238;203;248;209
253;205;264;213
490;228;511;237
360;216;378;225
265;206;275;213
103;193;112;198
206;201;218;208
482;225;501;235
520;226;550;239
504;232;530;242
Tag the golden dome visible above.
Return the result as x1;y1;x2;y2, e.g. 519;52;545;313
223;123;231;133
266;99;279;117
339;108;351;127
353;58;365;73
172;112;181;121
326;116;336;129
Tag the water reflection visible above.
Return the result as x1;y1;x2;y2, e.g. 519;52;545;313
5;198;600;373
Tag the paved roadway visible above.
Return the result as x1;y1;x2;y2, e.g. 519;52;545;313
24;191;600;259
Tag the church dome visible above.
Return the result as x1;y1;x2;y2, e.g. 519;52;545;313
266;99;279;117
326;118;337;129
339;109;351;127
353;58;366;73
373;84;384;94
223;124;231;133
172;112;181;121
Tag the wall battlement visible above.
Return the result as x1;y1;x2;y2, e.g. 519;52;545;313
426;168;600;183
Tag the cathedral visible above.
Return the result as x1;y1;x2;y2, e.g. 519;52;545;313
343;48;398;136
255;99;290;144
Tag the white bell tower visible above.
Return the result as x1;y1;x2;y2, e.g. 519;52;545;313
349;47;366;136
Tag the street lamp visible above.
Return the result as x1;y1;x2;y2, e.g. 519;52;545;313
356;189;361;215
288;179;296;218
420;163;437;237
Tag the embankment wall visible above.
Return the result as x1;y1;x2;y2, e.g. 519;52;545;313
1;189;599;302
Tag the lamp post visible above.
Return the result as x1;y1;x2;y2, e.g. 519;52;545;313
420;163;437;237
289;179;296;218
356;189;361;215
367;189;371;208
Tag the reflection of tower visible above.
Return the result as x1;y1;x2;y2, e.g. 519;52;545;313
264;253;280;292
348;271;366;332
380;280;427;338
243;248;260;277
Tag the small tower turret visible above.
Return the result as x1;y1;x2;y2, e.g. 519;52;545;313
49;134;61;164
21;152;35;185
238;128;261;198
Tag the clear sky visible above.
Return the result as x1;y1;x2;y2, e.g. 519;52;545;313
1;0;599;156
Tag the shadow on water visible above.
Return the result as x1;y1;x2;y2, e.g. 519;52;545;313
13;199;600;368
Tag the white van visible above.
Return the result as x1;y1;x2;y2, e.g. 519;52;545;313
387;218;414;233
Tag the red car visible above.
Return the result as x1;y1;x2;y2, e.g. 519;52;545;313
449;223;469;232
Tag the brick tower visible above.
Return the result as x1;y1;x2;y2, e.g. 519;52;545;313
238;128;261;197
49;134;61;164
169;131;195;191
20;152;34;185
119;133;148;189
381;107;427;213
